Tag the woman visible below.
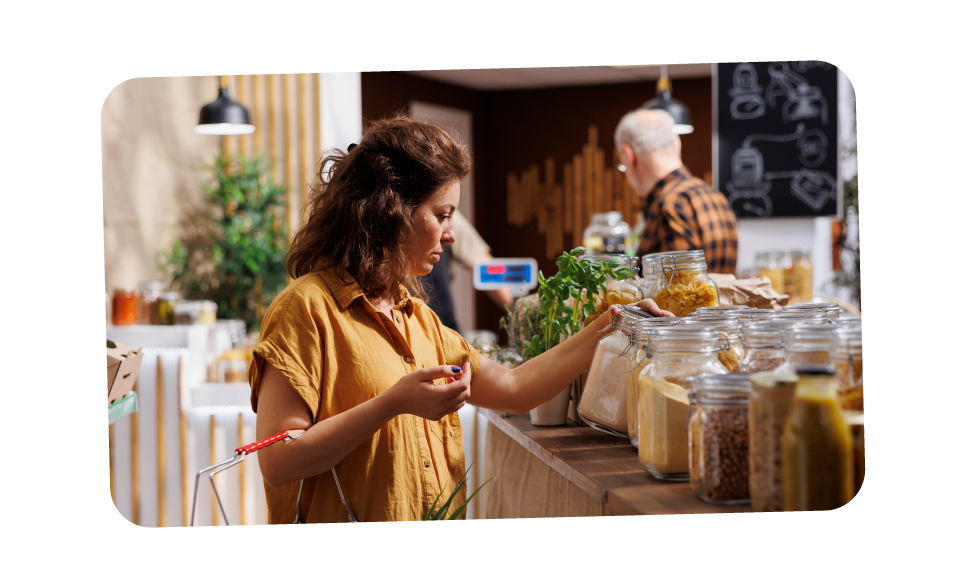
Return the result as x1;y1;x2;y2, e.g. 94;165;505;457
249;114;672;523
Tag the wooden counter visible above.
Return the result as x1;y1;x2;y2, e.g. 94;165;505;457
477;407;752;517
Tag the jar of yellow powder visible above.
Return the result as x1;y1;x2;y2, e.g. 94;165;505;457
637;326;729;481
626;317;680;448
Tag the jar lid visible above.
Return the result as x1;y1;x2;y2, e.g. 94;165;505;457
200;300;219;311
630;317;680;337
785;324;841;352
160;292;182;301
694;305;749;314
174;301;199;313
138;280;166;290
650;325;721;353
679;316;741;337
691;373;752;404
794;365;835;376
830;327;862;358
834;316;862;324
749;371;799;388
113;287;136;295
784;303;840;312
590;212;623;225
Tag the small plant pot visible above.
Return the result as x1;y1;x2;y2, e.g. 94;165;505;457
530;382;572;426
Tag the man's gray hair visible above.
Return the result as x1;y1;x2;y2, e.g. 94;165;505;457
614;109;677;155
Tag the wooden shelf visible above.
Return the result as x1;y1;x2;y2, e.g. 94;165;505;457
477;407;752;516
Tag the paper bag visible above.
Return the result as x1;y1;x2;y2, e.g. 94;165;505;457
709;274;789;309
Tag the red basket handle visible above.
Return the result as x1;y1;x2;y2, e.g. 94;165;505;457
236;431;298;455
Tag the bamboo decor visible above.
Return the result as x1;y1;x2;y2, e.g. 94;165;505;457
505;125;642;259
218;73;324;243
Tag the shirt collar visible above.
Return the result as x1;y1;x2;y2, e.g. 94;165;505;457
314;258;415;317
645;166;693;207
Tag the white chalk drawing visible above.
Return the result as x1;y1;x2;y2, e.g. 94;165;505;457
797;129;829;167
763;169;836;211
726;186;774;217
766;62;828;124
728;63;765;120
792;61;833;74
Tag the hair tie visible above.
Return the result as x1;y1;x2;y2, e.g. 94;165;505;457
347;143;357;152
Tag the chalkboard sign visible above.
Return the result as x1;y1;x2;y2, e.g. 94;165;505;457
713;61;839;218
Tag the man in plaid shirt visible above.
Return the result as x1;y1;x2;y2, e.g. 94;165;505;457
615;109;739;274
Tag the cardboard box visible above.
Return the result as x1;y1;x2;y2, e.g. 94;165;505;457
107;340;143;406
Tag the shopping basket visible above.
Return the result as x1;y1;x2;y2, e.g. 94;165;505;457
191;429;357;525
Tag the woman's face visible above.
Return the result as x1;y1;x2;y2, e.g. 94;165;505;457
405;181;459;276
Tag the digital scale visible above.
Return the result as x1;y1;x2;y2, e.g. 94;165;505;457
472;258;539;298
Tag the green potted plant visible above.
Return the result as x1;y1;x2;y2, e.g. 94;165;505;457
159;153;289;332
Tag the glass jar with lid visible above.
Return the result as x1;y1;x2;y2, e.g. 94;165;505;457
217;319;248;349
784;324;840;368
156;292;182;326
782;365;854;511
731;309;781;324
637;326;729;481
756;252;788;295
784;303;842;322
831;327;863;412
111;288;138;326
582;212;631;255
687;373;753;505
787;251;813;299
578;310;641;437
137;280;166;325
651;250;719;317
739;322;787;373
626;317;680;448
578;254;645;326
748;370;799;512
679;316;743;373
198;301;218;325
174;301;201;325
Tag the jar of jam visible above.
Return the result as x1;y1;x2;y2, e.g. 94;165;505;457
111;288;138;326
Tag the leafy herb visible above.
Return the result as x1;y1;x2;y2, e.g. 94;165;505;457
521;247;634;360
424;462;493;520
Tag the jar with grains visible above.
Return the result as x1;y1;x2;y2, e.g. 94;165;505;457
679;316;743;373
788;251;813;299
688;373;753;505
756;252;788;295
748;371;799;512
651;250;719;317
638;326;729;481
626;317;680;448
784;324;841;369
739;322;786;374
137;280;166;325
579;310;640;437
578;255;645;326
782;366;854;511
174;301;201;325
198;301;218;325
156;292;182;326
582;212;631;255
831;327;863;411
111;289;138;326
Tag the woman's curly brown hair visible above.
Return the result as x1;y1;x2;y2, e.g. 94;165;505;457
286;113;471;300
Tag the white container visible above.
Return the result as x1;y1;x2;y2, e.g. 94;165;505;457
530;382;573;426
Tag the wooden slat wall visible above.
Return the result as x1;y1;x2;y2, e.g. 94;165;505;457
220;73;324;242
506;124;641;259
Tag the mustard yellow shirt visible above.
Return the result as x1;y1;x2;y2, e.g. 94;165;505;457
248;262;481;523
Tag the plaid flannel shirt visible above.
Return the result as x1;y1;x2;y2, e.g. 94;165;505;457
638;167;739;275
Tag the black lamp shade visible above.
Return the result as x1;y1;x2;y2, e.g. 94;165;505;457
641;89;694;135
195;87;255;135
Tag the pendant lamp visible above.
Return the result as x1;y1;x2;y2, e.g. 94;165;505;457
194;76;255;136
640;65;693;135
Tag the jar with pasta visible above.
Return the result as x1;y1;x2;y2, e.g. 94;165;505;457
739;322;786;374
787;251;813;299
578;310;640;437
626;317;680;448
784;324;840;369
748;370;799;512
756;252;788;295
688;373;752;505
679;316;743;373
651;250;719;317
831;327;862;412
637;326;729;481
578;255;645;326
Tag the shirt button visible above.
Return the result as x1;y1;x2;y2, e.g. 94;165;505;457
395;316;401;323
424;459;431;468
404;356;413;363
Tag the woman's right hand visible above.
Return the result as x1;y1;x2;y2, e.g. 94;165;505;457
384;363;471;421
